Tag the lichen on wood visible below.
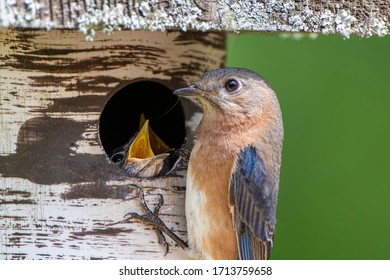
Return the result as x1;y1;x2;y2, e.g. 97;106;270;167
0;0;389;39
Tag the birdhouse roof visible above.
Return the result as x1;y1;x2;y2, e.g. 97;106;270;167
0;0;389;40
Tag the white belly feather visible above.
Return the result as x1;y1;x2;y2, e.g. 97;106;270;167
185;164;213;259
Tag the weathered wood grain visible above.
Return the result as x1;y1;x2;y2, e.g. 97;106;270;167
0;0;389;38
0;29;225;259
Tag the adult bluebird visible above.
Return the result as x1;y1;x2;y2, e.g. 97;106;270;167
174;68;284;260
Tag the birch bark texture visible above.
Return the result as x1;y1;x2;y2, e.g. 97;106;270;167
0;29;225;259
0;0;389;39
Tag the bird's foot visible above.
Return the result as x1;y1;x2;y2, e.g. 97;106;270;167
123;186;188;255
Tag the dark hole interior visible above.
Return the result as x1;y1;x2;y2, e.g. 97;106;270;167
99;80;185;157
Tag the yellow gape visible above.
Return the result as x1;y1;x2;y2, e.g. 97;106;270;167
127;114;171;161
121;113;179;177
127;119;155;160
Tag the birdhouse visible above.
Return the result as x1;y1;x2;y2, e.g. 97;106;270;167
0;1;388;260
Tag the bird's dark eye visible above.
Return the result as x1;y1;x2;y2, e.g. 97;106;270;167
225;79;240;92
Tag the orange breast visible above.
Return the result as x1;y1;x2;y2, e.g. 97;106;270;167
186;143;238;259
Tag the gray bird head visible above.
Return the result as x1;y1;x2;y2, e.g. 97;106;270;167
174;68;277;117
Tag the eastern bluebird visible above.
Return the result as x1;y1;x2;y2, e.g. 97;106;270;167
174;68;284;260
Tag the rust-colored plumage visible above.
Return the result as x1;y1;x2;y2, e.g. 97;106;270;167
175;68;283;260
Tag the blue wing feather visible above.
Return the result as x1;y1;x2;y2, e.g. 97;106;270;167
231;146;276;260
237;229;253;260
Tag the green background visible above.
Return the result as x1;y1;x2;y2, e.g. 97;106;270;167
227;33;390;260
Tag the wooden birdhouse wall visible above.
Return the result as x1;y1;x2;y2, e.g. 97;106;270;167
0;29;225;259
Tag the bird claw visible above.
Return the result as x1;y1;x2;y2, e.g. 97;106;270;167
156;230;170;256
123;186;187;255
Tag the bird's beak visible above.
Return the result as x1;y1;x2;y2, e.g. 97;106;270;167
127;119;155;160
174;86;209;97
127;116;171;161
139;114;171;155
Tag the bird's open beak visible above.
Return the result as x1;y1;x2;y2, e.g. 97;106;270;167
127;119;155;160
139;114;171;155
127;116;171;161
